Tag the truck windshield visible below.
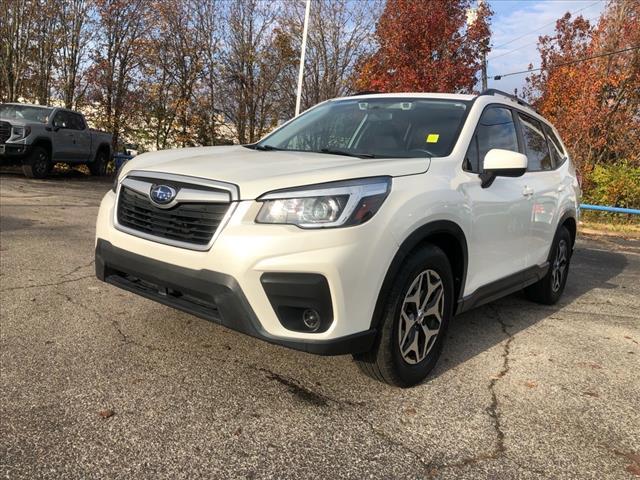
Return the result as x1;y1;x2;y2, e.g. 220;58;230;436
0;104;53;124
253;98;469;158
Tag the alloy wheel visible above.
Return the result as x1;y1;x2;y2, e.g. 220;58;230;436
34;151;49;177
552;239;568;292
398;269;444;364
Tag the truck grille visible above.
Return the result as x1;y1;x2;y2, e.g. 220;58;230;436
0;121;10;144
117;186;230;247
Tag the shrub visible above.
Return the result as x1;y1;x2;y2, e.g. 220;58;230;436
581;161;640;224
583;161;640;208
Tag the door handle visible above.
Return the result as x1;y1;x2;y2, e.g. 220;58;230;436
522;186;534;197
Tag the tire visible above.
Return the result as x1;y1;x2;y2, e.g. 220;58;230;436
22;146;52;179
525;226;572;305
354;245;454;387
88;150;108;176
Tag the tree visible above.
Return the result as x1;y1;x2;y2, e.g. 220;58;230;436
30;0;58;105
525;1;640;171
145;0;204;148
57;0;92;109
194;0;224;146
220;0;287;143
280;0;381;116
87;0;152;149
0;0;37;102
356;0;492;93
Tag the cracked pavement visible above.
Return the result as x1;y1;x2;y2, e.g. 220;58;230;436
1;171;639;479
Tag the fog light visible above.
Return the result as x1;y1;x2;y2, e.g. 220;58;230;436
302;309;321;331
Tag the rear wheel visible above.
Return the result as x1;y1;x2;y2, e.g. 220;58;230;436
354;245;453;387
525;226;571;305
22;146;52;179
88;150;109;176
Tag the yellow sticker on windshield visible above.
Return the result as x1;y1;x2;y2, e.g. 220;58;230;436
426;133;440;143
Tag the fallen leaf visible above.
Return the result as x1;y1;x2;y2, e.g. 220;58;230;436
578;362;603;369
98;409;115;419
626;464;640;477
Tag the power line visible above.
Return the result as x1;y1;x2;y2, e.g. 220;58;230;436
492;45;639;80
490;0;602;53
488;14;600;61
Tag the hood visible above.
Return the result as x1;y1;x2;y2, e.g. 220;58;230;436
0;118;31;127
119;145;430;200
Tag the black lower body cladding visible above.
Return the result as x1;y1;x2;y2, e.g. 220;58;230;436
94;239;375;355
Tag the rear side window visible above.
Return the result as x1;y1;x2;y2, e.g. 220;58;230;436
543;123;565;168
518;113;552;171
464;106;519;173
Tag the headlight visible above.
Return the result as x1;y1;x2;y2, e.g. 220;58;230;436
256;177;391;228
11;126;31;139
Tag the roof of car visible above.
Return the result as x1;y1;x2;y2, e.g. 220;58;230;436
335;92;477;102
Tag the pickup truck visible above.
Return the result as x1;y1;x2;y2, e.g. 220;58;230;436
0;103;112;178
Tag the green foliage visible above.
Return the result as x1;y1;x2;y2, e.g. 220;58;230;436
582;162;640;224
583;162;640;208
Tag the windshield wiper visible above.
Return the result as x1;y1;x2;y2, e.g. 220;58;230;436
319;148;376;159
254;144;283;151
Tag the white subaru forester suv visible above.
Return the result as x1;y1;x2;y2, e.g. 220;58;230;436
95;90;580;387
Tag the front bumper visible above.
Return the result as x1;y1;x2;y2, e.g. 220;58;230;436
0;143;30;160
95;238;376;355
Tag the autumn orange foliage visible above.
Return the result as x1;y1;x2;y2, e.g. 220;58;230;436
356;0;492;93
525;0;640;175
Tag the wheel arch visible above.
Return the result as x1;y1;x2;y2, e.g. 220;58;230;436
370;220;468;330
95;143;111;161
553;210;577;259
561;212;577;249
31;137;52;158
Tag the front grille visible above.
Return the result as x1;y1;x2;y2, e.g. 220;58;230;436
117;186;230;246
0;121;10;144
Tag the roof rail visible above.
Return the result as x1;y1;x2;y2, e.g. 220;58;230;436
479;89;535;110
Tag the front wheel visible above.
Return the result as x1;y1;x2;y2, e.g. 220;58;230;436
88;150;109;176
354;245;454;387
22;146;52;179
525;226;572;305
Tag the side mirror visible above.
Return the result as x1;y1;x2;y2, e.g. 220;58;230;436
480;149;527;188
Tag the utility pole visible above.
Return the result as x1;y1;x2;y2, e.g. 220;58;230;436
295;0;312;117
481;54;488;90
468;0;488;90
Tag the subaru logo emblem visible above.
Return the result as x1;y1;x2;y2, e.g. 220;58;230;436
150;184;177;205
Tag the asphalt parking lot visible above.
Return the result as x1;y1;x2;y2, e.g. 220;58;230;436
1;171;639;479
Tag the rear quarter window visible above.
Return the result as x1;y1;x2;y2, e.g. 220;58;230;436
542;123;566;168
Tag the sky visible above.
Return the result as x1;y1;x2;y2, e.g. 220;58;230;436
485;0;606;94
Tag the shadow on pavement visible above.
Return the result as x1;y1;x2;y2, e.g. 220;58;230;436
431;241;628;379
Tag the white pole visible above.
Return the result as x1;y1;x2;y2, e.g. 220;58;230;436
295;0;311;116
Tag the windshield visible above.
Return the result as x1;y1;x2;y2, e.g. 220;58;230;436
255;98;469;158
0;104;53;124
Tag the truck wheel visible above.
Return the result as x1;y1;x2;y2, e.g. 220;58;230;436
89;150;109;176
354;245;454;387
525;226;572;305
22;146;52;179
